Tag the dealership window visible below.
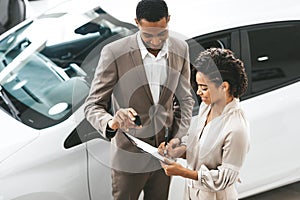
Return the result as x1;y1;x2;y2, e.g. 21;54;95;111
248;22;300;94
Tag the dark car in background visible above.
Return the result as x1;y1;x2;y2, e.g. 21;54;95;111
0;0;29;35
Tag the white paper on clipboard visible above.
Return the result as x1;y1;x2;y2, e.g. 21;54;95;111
124;133;166;162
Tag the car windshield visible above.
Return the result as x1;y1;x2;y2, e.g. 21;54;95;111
0;5;136;129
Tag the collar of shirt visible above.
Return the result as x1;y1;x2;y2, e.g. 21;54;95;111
136;32;169;60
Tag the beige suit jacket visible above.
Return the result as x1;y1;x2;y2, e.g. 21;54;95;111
84;33;194;172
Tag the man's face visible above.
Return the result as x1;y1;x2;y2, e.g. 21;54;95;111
135;17;169;50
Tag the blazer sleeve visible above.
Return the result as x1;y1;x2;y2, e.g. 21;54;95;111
194;112;250;192
84;45;118;139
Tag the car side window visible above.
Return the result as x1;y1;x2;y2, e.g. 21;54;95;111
188;34;231;64
64;119;106;149
247;22;300;94
187;33;233;115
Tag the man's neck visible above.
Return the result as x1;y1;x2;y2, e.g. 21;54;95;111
147;48;160;57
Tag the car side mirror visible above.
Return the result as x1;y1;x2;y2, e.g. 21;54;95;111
75;22;111;36
75;22;99;35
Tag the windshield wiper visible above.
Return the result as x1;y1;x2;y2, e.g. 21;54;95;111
0;85;21;121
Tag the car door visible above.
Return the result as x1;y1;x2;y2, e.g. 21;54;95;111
237;21;300;197
85;130;114;200
64;116;114;200
180;21;300;198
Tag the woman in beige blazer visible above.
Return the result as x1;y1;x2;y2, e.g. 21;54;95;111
159;48;250;200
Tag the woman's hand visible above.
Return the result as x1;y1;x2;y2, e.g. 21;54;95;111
161;158;199;180
158;138;186;159
157;141;167;156
161;158;185;176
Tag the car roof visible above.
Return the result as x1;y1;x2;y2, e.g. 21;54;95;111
99;0;300;39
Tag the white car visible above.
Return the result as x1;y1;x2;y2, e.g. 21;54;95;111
0;0;300;199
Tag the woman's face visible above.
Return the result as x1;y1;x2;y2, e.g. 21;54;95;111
196;72;225;105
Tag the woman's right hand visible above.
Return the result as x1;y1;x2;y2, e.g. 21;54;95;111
158;138;186;159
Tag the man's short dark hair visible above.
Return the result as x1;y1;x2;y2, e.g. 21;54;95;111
136;0;169;22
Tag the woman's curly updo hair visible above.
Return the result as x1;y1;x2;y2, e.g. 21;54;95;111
194;48;248;98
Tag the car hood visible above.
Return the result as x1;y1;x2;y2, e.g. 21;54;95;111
0;111;39;163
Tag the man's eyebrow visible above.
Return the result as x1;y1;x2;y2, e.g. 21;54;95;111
141;29;168;37
142;32;153;37
158;30;168;35
198;84;208;87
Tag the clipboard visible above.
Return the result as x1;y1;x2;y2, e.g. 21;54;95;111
123;132;167;162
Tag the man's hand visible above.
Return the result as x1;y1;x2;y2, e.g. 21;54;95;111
108;108;142;132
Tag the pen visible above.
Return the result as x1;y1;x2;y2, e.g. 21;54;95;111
164;127;169;146
164;127;169;156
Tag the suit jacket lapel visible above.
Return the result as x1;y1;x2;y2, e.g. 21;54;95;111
158;53;171;105
158;38;176;105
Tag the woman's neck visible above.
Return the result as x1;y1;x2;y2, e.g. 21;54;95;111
210;96;234;118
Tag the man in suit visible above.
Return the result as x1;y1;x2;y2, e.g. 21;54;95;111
84;0;194;199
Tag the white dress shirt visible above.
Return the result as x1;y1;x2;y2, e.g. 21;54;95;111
137;32;168;104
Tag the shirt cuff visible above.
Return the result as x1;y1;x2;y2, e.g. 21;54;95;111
105;124;117;140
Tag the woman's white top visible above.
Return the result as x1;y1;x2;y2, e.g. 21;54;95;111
182;98;250;200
